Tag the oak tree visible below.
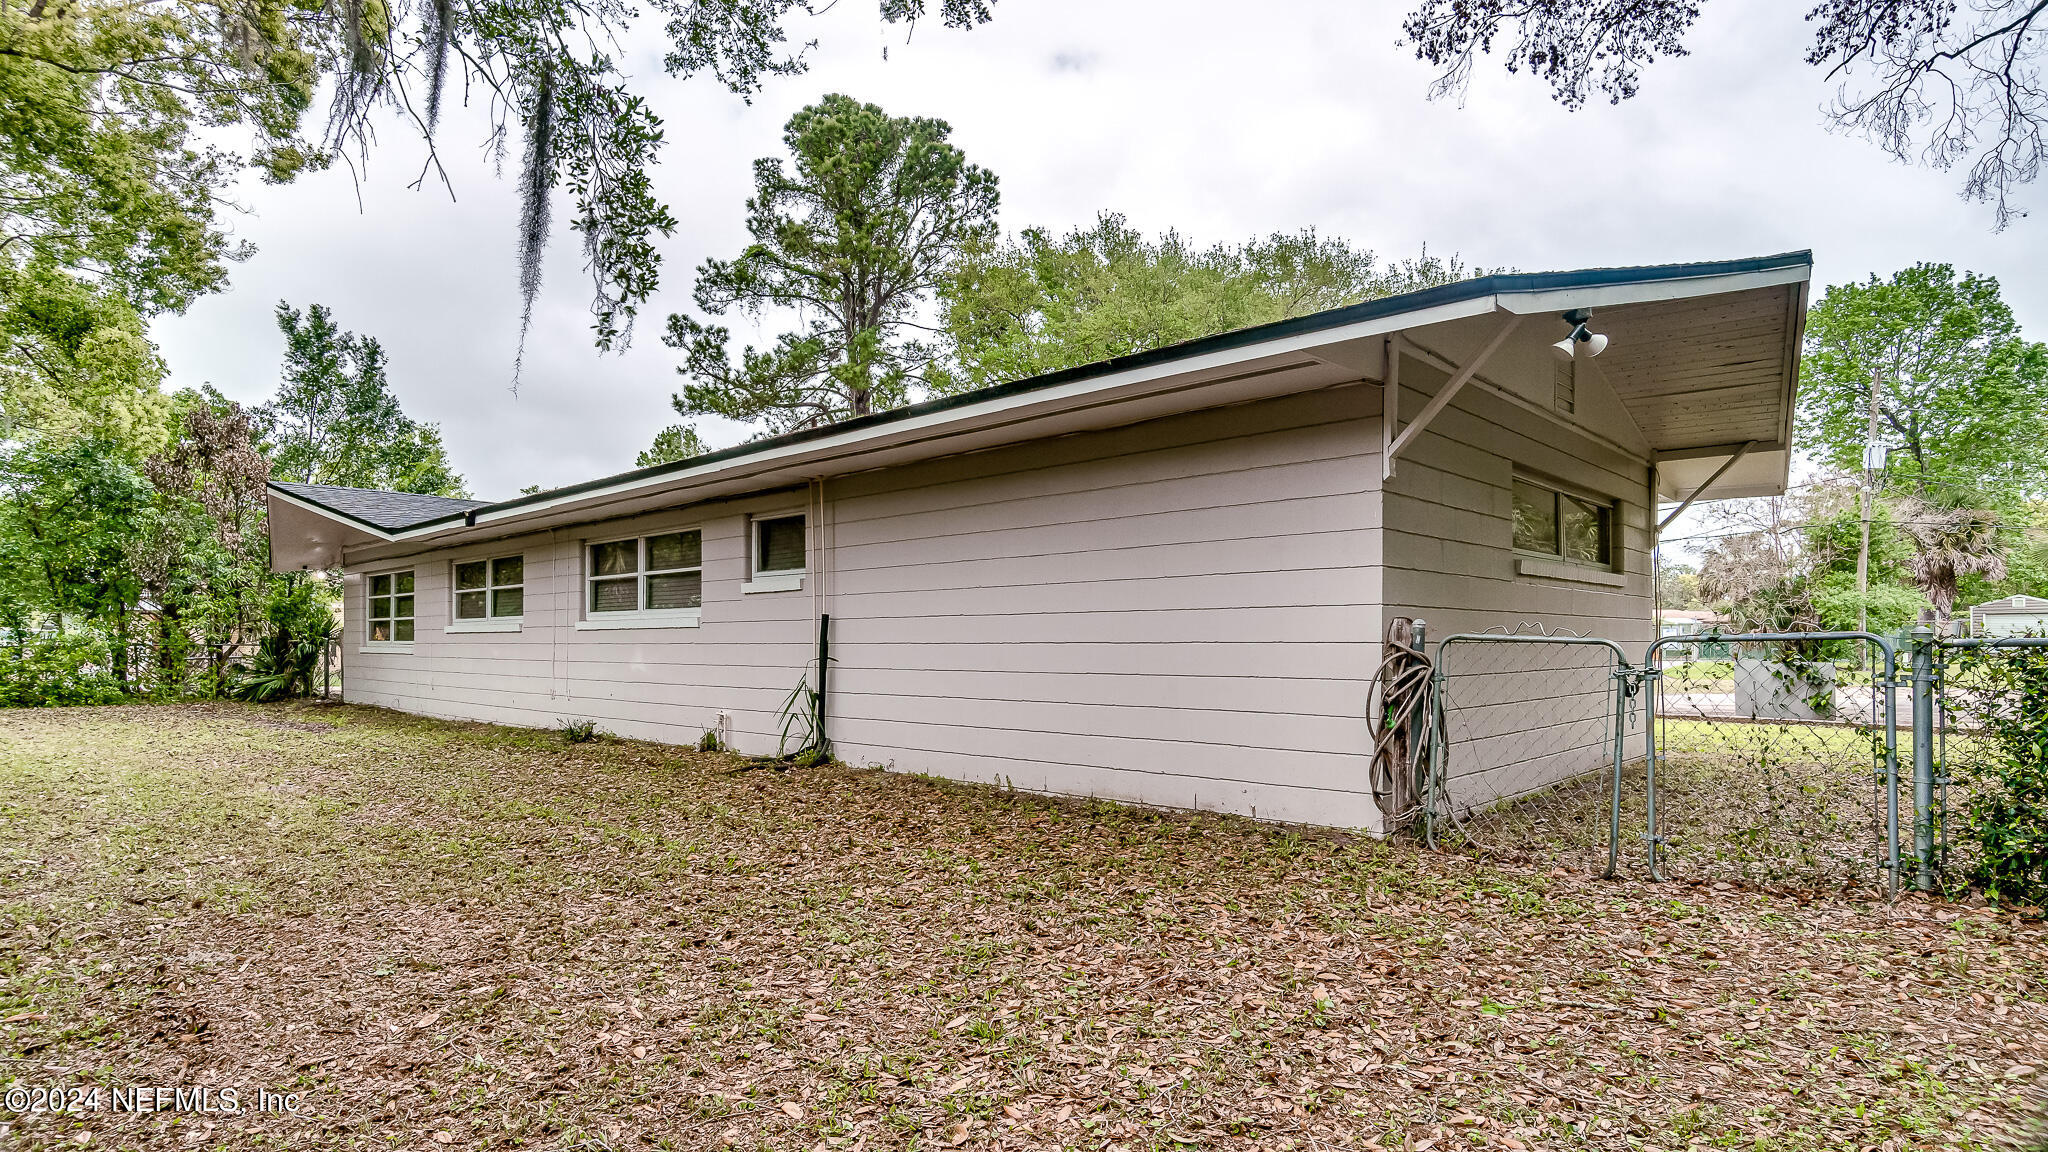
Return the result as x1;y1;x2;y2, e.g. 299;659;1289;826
934;214;1479;391
1799;263;2048;501
1401;0;2048;226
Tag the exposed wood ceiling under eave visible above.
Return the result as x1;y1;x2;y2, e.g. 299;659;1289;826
1598;282;1800;452
1591;282;1804;500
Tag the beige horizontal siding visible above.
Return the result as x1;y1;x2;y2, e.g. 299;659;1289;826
338;357;1661;836
339;384;1390;831
343;499;819;752
1380;353;1653;814
821;385;1386;828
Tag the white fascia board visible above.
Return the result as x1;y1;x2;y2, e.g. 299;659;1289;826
384;294;1502;546
1493;265;1812;316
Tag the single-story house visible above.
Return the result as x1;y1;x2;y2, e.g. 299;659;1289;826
1655;609;1733;663
1968;595;2048;638
266;252;1811;831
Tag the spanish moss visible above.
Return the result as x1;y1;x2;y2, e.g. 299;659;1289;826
512;64;558;384
422;0;454;129
337;0;378;76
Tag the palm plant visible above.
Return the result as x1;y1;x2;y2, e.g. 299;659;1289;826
228;582;339;702
229;614;337;702
1893;495;2009;634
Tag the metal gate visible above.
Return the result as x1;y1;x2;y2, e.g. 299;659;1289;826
1933;634;2048;899
1644;631;1904;894
1411;627;1914;893
1426;629;1644;878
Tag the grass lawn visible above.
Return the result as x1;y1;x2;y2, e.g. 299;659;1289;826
0;704;2043;1151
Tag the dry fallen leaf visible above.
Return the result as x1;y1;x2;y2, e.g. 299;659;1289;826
944;1120;970;1146
4;703;2043;1152
781;1100;804;1119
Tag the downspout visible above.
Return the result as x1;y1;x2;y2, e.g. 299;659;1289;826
809;476;832;757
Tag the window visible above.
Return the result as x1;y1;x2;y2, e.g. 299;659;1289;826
366;571;415;644
451;555;523;631
1512;477;1613;567
455;555;524;620
756;515;805;572
744;513;806;593
581;530;702;627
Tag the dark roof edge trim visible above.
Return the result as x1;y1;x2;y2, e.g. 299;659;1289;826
265;484;398;540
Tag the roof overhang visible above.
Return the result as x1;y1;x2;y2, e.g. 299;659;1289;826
267;252;1812;569
268;485;393;571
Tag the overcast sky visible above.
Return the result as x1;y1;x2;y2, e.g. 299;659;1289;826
153;0;2046;512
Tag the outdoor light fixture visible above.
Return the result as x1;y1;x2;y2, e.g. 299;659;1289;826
1551;308;1608;359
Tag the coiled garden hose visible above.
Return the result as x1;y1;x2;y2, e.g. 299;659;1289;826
1369;618;1435;831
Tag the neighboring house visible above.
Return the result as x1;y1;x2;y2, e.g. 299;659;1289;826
266;253;1812;831
1656;609;1732;663
1968;595;2048;638
1658;609;1729;635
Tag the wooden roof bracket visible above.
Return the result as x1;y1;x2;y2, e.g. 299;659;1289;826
1383;310;1520;481
1380;333;1400;480
1657;439;1758;533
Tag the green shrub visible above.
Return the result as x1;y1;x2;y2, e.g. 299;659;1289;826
0;634;127;707
1956;652;2048;905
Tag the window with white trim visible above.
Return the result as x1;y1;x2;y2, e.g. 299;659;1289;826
755;514;806;573
367;571;416;643
740;512;806;593
1512;476;1613;567
586;530;702;619
454;555;524;621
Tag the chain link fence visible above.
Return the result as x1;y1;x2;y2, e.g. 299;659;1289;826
1425;631;1637;873
1401;623;2048;902
1409;628;1917;893
110;636;343;699
1645;633;1903;893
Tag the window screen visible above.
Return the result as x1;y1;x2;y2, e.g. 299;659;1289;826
455;556;524;620
588;531;702;614
645;531;702;610
1511;479;1558;554
756;515;806;574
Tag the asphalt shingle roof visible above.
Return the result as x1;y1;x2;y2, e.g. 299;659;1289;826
270;481;492;532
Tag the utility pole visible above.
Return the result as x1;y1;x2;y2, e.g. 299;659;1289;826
1857;369;1885;637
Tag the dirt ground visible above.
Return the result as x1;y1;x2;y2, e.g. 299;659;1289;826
0;703;2043;1151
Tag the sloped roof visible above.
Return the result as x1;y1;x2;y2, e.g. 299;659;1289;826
268;481;490;532
1971;595;2048;614
267;250;1813;571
